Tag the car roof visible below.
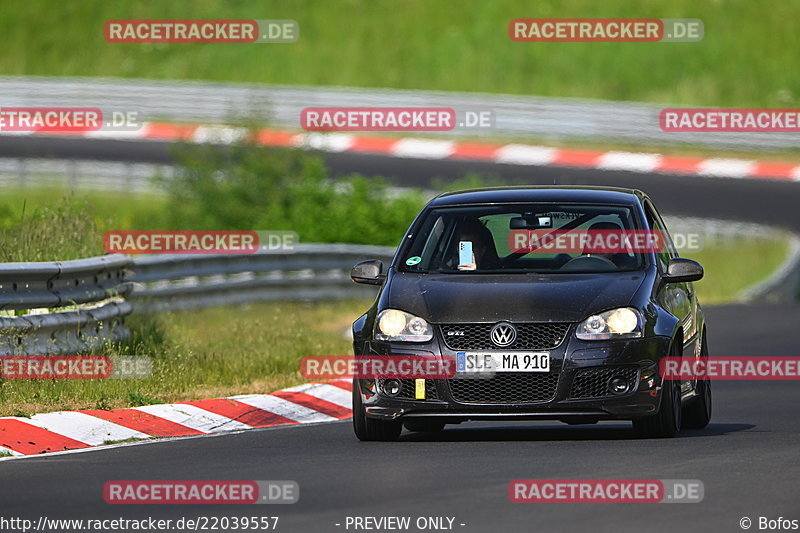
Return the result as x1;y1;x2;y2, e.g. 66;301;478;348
428;186;647;207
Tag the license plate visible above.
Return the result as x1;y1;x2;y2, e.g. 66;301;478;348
456;352;550;373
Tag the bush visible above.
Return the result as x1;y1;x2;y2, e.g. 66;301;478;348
160;141;428;246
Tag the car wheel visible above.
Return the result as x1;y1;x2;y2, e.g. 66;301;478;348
352;380;402;442
404;420;446;433
683;333;712;429
633;342;683;438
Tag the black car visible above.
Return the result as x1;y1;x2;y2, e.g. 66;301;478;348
350;186;711;441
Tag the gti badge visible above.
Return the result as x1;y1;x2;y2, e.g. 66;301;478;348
490;322;517;347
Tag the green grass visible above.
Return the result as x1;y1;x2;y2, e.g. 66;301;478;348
0;300;363;417
684;235;792;304
0;0;798;107
0;187;170;262
0;187;169;230
102;437;145;446
0;196;101;262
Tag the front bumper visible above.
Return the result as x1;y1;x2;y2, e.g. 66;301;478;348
358;333;672;423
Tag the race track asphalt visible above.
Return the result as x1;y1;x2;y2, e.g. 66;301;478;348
1;136;799;532
1;303;799;533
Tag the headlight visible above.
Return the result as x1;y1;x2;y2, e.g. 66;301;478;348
374;309;433;342
576;307;642;340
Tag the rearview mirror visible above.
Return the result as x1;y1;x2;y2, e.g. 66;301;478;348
510;216;552;229
351;259;386;285
663;258;703;283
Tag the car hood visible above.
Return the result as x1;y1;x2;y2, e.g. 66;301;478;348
386;271;645;323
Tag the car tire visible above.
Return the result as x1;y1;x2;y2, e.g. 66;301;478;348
633;342;683;438
403;420;446;433
352;381;402;442
683;333;712;430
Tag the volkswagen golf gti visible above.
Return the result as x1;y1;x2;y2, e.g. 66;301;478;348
350;186;712;441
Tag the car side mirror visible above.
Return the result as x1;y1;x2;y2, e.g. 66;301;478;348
663;258;704;283
351;259;386;285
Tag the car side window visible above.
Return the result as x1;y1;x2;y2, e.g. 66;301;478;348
643;202;674;271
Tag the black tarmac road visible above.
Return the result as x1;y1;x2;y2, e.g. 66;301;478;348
1;303;799;533
1;137;799;532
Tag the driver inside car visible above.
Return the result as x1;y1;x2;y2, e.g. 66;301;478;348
560;221;626;271
582;221;623;265
449;218;501;271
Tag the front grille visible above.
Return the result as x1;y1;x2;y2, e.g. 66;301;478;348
380;378;439;400
569;366;639;399
440;323;570;351
448;372;560;404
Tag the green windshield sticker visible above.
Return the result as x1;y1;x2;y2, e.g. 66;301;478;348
406;256;422;266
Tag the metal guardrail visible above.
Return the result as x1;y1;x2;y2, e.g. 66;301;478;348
1;245;395;354
129;244;395;311
1;76;799;150
0;158;171;194
0;255;133;355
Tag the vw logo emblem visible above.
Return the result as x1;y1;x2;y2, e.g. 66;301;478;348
490;322;517;347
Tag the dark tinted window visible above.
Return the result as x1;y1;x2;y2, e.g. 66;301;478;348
399;203;646;274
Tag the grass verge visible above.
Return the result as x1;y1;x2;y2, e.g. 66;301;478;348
685;234;792;304
2;0;798;107
0;300;364;417
0;188;169;262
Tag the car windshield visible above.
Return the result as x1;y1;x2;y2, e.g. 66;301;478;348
399;203;648;274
